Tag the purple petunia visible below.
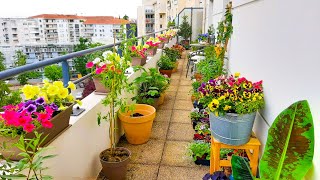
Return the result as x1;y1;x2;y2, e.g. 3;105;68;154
49;103;59;111
35;97;45;105
26;104;37;113
24;100;35;108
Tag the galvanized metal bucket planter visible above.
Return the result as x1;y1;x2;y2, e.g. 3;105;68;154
209;112;256;146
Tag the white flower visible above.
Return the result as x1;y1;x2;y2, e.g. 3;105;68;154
102;51;113;58
99;62;106;67
93;58;101;64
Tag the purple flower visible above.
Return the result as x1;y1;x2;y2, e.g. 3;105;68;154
35;97;45;105
49;103;59;111
24;100;35;108
26;104;37;114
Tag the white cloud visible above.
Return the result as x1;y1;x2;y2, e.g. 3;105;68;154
0;0;141;19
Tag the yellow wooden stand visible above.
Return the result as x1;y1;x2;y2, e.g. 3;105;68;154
210;134;261;177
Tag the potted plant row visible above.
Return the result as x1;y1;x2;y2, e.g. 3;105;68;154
130;44;147;66
188;142;211;166
163;47;180;73
145;37;160;56
157;55;175;78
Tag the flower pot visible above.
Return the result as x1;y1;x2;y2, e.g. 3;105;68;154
194;73;202;82
132;56;147;66
159;69;173;78
93;77;110;94
158;93;165;105
172;61;179;73
182;40;190;46
146;48;157;56
119;104;156;144
195;158;210;166
158;43;164;49
209;112;256;145
1;104;73;161
99;147;131;180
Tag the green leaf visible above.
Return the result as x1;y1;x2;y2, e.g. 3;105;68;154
231;155;254;180
260;100;314;180
0;174;27;179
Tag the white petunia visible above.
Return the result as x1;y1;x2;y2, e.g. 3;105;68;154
102;51;113;58
99;62;106;67
93;58;101;64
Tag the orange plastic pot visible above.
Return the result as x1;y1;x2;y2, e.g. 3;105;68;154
119;104;156;144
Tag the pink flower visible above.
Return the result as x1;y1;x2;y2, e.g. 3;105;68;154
45;106;54;116
86;61;94;68
35;112;52;122
23;124;35;133
2;111;20;126
131;46;137;51
96;68;103;74
41;120;53;128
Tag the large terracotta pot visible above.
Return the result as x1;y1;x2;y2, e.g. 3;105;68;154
119;104;156;144
172;61;179;73
99;147;131;180
1;104;73;161
159;69;173;78
93;77;110;94
146;48;157;56
132;56;147;66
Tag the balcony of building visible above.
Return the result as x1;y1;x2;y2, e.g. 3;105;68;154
146;18;155;24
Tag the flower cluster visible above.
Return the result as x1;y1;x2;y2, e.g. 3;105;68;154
198;33;208;41
198;73;264;115
21;80;79;111
171;44;185;55
145;37;161;48
165;29;177;39
86;51;128;75
130;45;147;58
157;34;167;42
0;99;57;133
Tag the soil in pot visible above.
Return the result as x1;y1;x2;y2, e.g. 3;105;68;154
132;113;144;117
100;147;131;180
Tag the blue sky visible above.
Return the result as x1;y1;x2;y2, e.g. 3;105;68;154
0;0;142;19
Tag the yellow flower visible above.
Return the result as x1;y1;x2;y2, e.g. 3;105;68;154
143;44;150;49
208;99;219;112
53;81;64;88
22;85;37;99
67;95;74;102
252;97;257;101
75;100;82;106
242;82;252;89
235;72;240;78
68;82;76;90
218;96;226;101
115;54;121;62
59;104;67;111
243;91;252;99
47;85;59;96
58;88;69;99
224;105;231;111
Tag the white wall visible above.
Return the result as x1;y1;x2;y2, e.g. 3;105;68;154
210;0;320;178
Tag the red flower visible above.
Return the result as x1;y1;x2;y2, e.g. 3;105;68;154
131;46;137;51
36;112;52;122
86;61;94;68
96;68;103;74
41;120;53;128
23;124;35;133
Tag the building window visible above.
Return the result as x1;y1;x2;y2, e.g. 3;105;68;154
160;24;163;28
160;15;163;18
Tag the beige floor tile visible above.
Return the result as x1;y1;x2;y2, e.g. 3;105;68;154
173;100;194;110
157;166;209;180
176;92;191;101
126;164;159;180
178;86;192;93
151;121;170;140
118;139;165;164
158;99;175;110
169;79;180;86
167;123;194;141
167;85;179;92
154;110;172;122
170;74;181;80
171;110;191;124
161;141;195;167
179;80;193;86
165;91;176;101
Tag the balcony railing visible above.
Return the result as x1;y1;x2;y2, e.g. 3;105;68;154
146;18;155;23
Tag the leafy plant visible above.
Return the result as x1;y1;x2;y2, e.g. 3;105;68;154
195;123;211;135
167;20;175;28
190;111;204;121
0;132;56;179
192;81;201;92
131;67;170;105
231;100;314;180
208;24;215;36
157;55;175;70
44;64;63;81
0;81;22;108
14;50;29;85
188;142;211;161
177;15;192;41
231;156;254;180
163;47;180;61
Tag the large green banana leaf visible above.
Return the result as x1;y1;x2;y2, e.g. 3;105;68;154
231;155;254;180
260;100;314;179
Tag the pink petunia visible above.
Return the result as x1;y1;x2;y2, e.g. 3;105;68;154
45;106;54;116
41;120;53;128
86;61;94;68
23;123;35;133
96;68;103;74
131;46;137;51
35;112;52;122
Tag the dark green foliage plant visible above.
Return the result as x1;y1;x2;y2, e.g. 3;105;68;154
44;65;63;81
163;47;180;62
157;55;175;70
177;15;192;40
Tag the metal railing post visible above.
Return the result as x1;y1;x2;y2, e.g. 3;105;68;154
62;60;70;87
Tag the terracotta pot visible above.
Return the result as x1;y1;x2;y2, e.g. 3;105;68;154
119;104;156;144
146;48;157;56
182;40;190;46
172;61;179;73
1;104;73;161
99;147;131;180
131;56;147;66
93;77;110;94
158;93;165;105
194;73;202;82
159;69;173;78
158;43;164;49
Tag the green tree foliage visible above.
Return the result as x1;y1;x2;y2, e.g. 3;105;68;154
177;15;192;40
123;15;129;20
14;50;29;85
0;51;6;71
44;64;63;81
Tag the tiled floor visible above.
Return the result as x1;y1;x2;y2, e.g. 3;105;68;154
98;53;209;180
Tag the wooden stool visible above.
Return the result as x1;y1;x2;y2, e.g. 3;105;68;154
210;134;261;177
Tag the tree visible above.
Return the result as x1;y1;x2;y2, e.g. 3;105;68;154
177;15;192;41
123;15;129;20
14;50;29;85
44;65;63;81
0;51;6;71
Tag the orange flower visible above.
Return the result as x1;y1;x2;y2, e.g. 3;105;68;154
110;65;115;71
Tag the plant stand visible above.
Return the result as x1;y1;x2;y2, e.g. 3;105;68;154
210;133;261;177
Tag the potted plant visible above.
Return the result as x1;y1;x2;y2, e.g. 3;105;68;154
177;15;192;46
129;44;147;66
163;47;180;73
86;50;114;94
195;123;211;136
198;73;264;145
197;33;209;44
188;142;211;166
156;34;167;48
145;37;160;56
157;55;175;78
172;44;186;59
131;67;170;109
92;51;132;180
